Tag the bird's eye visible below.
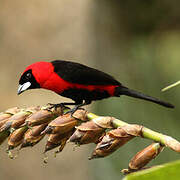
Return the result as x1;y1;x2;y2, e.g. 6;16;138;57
26;73;31;79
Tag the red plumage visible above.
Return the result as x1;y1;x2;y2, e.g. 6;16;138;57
22;61;118;97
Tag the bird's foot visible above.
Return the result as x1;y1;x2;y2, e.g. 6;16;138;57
64;106;85;118
46;103;70;112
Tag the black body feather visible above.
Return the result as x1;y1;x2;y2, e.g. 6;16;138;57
52;60;120;85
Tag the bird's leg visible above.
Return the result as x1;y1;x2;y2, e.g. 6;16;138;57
64;100;91;117
47;102;77;111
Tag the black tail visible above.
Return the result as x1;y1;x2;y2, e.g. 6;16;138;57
115;86;174;108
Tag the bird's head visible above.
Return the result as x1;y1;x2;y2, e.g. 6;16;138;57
18;61;54;95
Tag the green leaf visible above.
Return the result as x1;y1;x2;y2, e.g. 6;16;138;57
123;160;180;180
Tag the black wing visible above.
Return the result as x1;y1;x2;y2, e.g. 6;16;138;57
51;60;121;85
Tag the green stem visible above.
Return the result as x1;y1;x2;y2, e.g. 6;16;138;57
142;127;166;144
87;113;99;120
86;112;180;153
111;118;128;128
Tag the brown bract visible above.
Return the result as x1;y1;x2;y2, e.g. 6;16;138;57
69;120;105;145
0;114;12;123
45;130;73;153
129;143;163;170
0;118;11;129
90;128;134;159
5;107;21;115
0;107;21;129
21;123;47;148
164;135;180;153
8;126;28;150
0;107;40;132
121;124;142;137
1;111;31;132
25;106;63;127
72;109;89;121
92;116;114;129
41;109;87;135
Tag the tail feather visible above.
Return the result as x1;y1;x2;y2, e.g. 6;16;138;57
115;86;174;108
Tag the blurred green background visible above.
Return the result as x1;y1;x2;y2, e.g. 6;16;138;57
0;0;179;180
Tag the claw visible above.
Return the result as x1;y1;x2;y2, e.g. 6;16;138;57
64;107;85;119
46;103;69;112
64;109;77;116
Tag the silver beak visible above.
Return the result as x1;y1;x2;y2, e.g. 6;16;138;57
17;82;31;95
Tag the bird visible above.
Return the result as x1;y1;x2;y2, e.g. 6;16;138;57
18;60;174;114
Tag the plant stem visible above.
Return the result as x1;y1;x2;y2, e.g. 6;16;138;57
87;112;180;153
162;80;180;91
